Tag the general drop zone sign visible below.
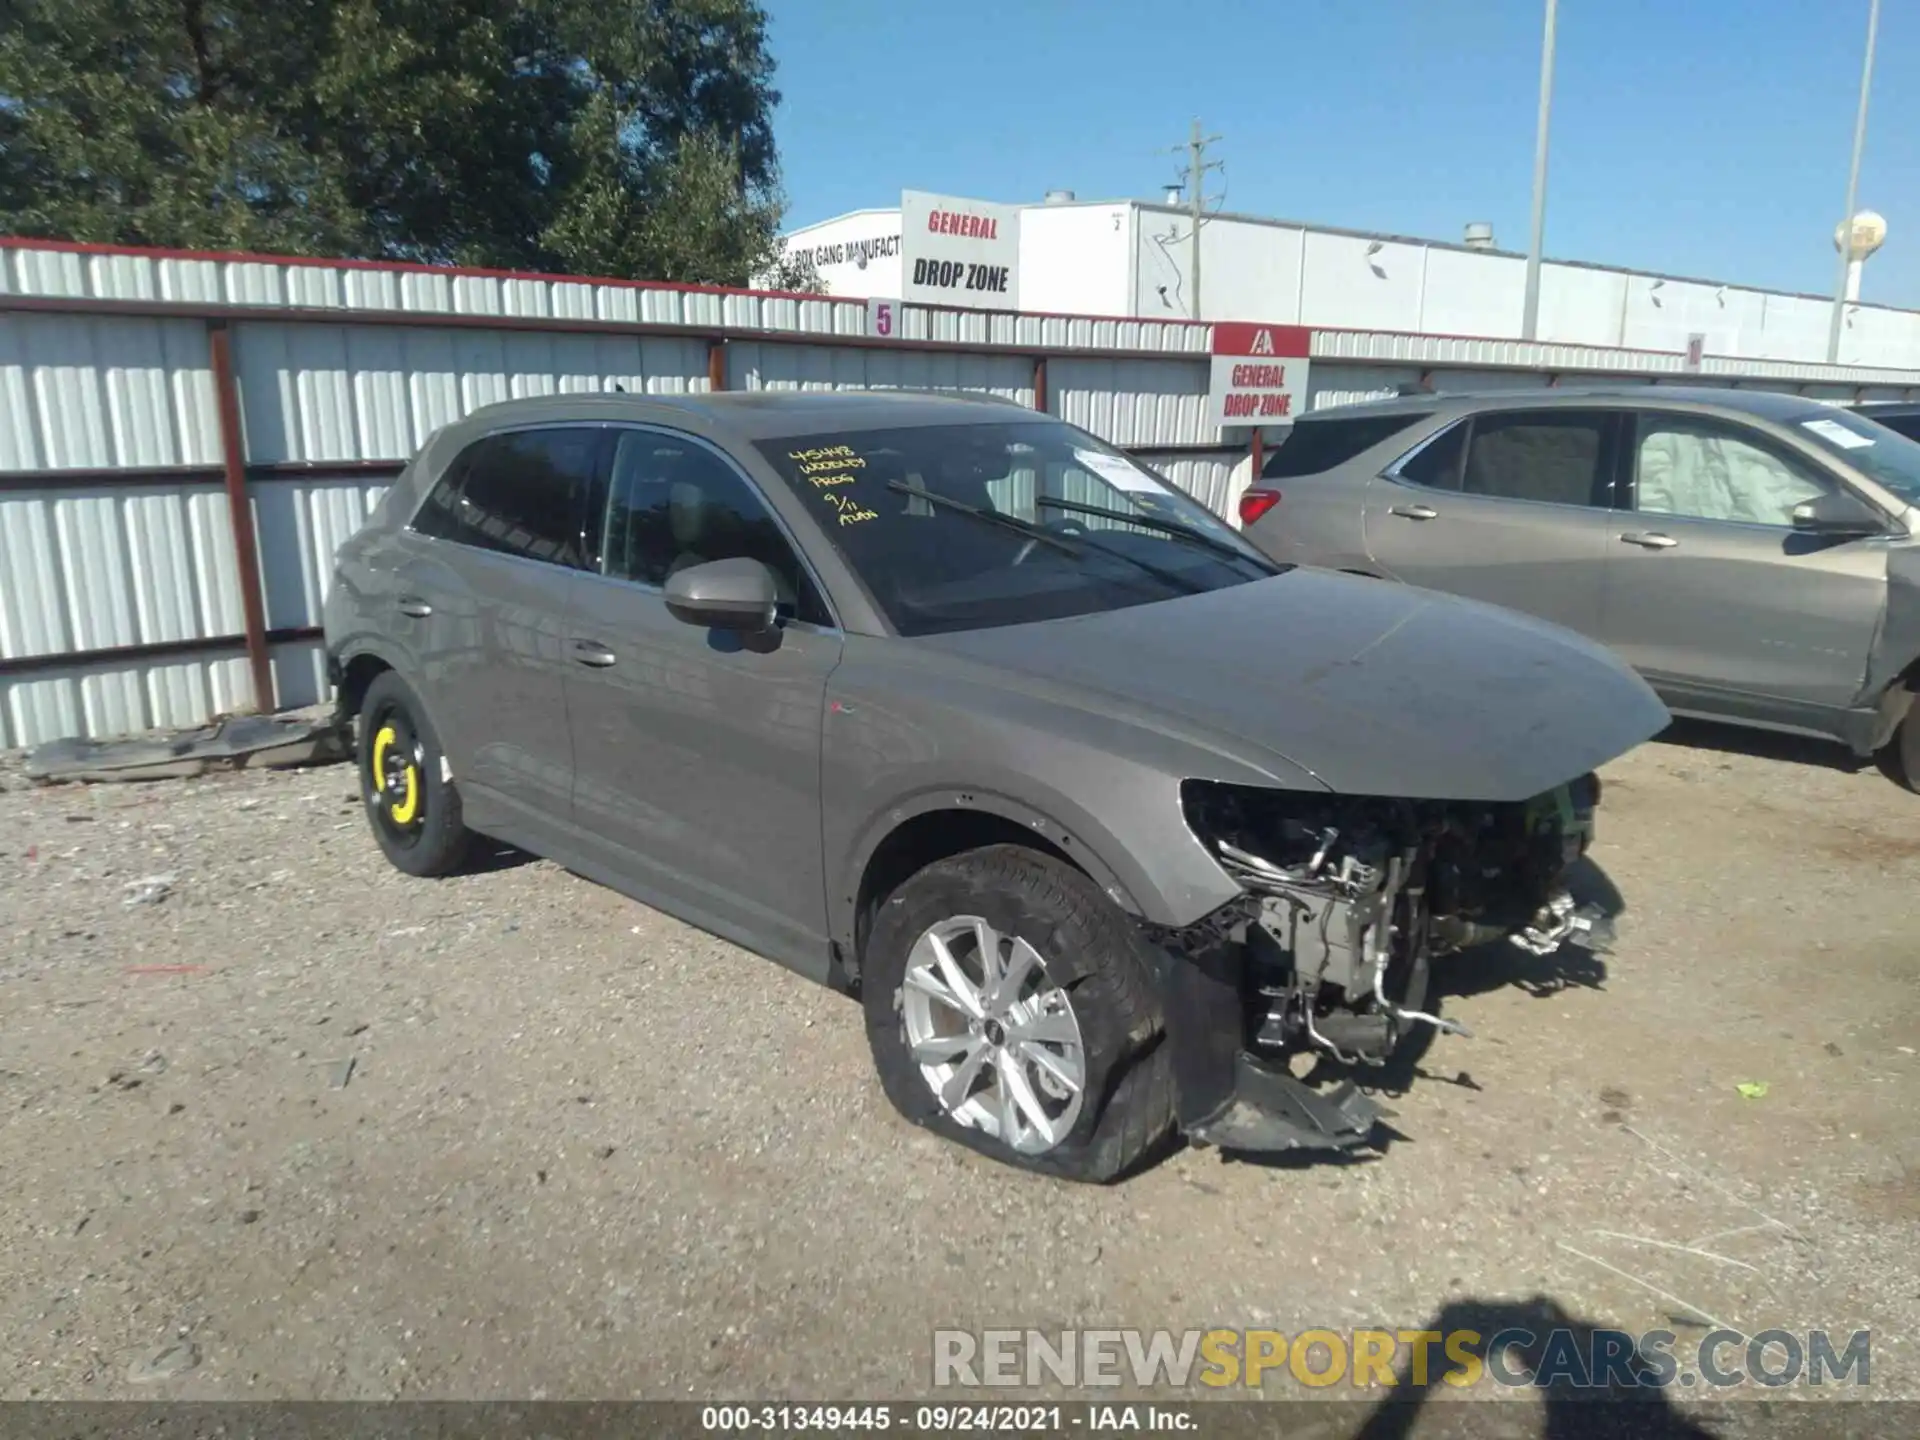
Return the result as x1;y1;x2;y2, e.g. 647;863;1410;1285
1208;323;1313;427
900;191;1020;311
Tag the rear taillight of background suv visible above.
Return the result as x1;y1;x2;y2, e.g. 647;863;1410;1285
1238;488;1280;527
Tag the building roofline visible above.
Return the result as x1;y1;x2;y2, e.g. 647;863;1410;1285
1133;201;1915;318
778;208;904;238
784;196;1919;322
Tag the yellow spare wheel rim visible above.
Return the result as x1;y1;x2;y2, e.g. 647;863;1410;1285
369;716;424;838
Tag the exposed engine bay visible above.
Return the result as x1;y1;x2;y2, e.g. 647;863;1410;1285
1174;774;1610;1072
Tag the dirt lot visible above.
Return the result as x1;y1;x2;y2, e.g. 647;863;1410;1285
2;720;1917;1410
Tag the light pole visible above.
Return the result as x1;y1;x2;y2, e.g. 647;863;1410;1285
1520;0;1559;341
1827;0;1882;364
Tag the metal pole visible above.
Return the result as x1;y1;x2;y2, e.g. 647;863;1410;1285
206;319;275;716
1520;0;1558;341
1827;0;1881;364
1189;119;1204;321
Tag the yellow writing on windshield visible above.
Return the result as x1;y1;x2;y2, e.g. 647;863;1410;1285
791;443;878;518
797;455;865;475
823;493;878;525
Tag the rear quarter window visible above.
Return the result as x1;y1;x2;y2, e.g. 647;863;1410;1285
409;427;600;567
1261;413;1427;479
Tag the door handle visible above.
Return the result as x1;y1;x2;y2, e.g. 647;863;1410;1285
571;639;618;668
1618;532;1679;550
1388;504;1438;521
396;596;433;618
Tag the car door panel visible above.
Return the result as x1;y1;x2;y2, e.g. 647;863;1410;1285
562;427;843;978
397;540;578;820
1598;413;1886;712
1363;410;1618;637
397;425;602;821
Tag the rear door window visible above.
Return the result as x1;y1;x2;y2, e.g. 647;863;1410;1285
410;427;602;567
1458;411;1613;507
1260;413;1426;479
1395;421;1468;490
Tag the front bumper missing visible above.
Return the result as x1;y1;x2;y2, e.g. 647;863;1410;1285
1148;923;1382;1156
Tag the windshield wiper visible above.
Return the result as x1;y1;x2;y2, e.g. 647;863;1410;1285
885;480;1082;555
883;480;1212;597
1035;495;1279;571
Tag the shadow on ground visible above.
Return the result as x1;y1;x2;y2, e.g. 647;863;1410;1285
466;839;537;874
1650;717;1870;775
1349;1294;1729;1440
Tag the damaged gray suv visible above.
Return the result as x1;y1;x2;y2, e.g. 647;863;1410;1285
323;391;1667;1182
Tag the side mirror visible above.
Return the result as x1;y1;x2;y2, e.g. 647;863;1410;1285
663;557;779;633
1790;490;1885;538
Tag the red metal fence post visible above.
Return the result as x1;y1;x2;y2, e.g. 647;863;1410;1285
206;320;275;715
708;339;729;392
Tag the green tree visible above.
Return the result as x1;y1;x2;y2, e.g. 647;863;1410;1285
0;0;806;286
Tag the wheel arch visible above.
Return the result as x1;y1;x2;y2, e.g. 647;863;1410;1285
836;790;1147;983
334;647;397;721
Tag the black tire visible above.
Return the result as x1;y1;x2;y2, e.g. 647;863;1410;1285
356;670;472;877
1874;693;1920;793
862;844;1175;1184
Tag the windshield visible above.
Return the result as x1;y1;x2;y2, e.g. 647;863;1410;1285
1789;408;1920;504
753;419;1281;636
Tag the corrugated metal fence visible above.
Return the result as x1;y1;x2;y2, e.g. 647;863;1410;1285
6;238;1920;749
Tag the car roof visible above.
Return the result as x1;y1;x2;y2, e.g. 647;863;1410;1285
1294;384;1840;425
443;388;1045;442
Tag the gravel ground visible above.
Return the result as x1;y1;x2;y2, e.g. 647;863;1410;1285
1;720;1917;1410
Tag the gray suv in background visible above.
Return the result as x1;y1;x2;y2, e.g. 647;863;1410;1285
1238;387;1920;787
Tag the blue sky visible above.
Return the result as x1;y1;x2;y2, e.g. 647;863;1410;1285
763;0;1920;308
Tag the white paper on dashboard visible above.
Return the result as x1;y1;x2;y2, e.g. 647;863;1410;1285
1802;418;1874;450
1073;449;1162;494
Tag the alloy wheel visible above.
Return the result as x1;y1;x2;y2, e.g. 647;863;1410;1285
900;914;1088;1154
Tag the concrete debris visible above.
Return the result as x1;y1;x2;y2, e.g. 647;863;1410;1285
121;875;176;908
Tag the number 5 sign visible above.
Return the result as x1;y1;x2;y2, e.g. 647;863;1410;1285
867;297;900;338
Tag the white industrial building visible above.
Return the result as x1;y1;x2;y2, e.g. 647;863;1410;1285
774;192;1916;371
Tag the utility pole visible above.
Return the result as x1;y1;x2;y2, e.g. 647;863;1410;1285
1175;119;1224;320
1520;0;1559;341
1827;0;1881;364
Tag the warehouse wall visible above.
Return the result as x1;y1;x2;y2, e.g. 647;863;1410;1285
783;198;1920;368
1124;202;1920;368
1020;204;1133;318
764;209;904;300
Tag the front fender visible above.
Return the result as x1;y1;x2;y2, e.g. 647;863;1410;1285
831;781;1155;956
1863;542;1920;716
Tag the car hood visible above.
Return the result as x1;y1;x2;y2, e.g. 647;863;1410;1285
917;569;1670;802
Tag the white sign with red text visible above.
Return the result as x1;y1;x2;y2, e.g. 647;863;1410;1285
900;191;1021;311
1207;323;1313;427
867;297;900;338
